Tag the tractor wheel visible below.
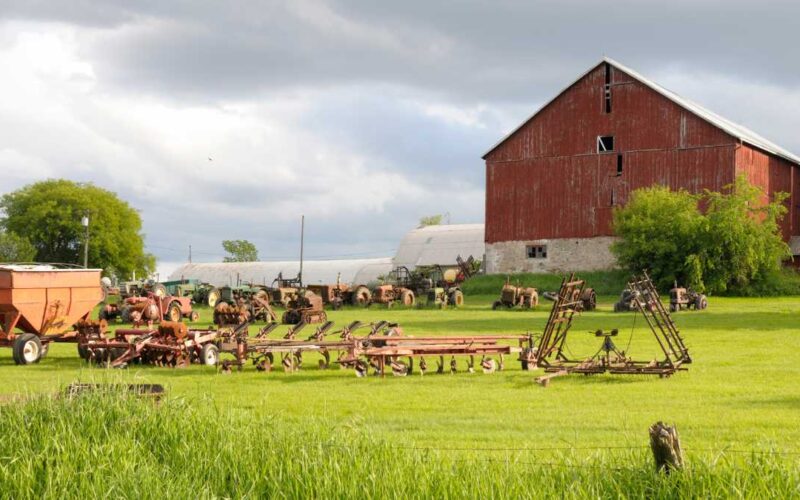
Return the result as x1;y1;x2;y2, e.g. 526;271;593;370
98;308;109;321
669;303;678;313
13;334;43;365
492;300;502;310
200;344;219;366
207;288;221;308
77;343;90;361
696;295;708;310
613;302;623;313
255;289;269;302
152;284;167;298
189;311;199;322
582;289;597;311
351;286;372;306
400;290;415;307
167;303;182;322
448;290;464;308
120;306;132;323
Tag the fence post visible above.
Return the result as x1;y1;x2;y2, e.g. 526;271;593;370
649;421;684;473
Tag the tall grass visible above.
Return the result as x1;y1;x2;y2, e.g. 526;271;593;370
1;392;797;499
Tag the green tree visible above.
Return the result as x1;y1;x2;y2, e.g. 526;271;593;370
0;230;36;262
222;240;259;262
611;176;789;293
0;179;155;278
419;214;443;227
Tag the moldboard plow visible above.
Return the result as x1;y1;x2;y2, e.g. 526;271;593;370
531;272;692;386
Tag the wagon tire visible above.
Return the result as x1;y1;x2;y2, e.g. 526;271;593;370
200;344;219;366
13;333;43;365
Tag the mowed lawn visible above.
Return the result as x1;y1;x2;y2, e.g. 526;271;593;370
2;293;799;459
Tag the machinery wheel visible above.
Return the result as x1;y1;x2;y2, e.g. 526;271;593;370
120;306;132;323
207;288;221;308
255;289;269;302
167;303;182;322
582;289;597;311
613;302;622;313
696;295;708;310
669;303;678;313
492;300;502;310
200;344;219;366
98;308;109;321
448;290;464;307
13;334;43;365
400;290;415;307
351;286;372;306
152;284;167;298
77;343;90;361
189;311;199;322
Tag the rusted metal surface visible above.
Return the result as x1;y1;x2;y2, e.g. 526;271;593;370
531;273;691;386
668;284;707;312
484;61;786;243
100;293;197;325
77;319;226;368
492;279;538;310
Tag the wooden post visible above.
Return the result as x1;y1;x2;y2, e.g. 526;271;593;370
649;421;684;473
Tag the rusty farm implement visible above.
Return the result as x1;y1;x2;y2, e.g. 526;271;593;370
528;272;692;386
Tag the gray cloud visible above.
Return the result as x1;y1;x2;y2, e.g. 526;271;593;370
0;0;798;274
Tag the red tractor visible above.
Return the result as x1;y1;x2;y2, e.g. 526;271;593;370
99;293;198;324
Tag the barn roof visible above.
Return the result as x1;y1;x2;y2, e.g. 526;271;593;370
392;223;485;268
484;57;800;165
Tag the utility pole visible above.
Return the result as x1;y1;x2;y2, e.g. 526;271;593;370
81;213;90;268
299;214;305;287
189;245;192;263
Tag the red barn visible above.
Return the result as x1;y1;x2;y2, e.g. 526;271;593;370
483;57;800;273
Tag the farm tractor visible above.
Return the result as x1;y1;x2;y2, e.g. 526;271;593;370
669;283;708;312
492;279;539;310
413;265;465;308
542;287;597;311
308;275;371;310
370;267;417;307
269;272;302;307
281;290;327;324
99;293;198;324
161;278;221;307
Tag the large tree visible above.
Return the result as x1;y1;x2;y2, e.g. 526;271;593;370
0;230;36;262
222;240;259;262
611;176;789;293
0;180;155;278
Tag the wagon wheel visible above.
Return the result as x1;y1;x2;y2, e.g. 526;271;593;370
13;334;43;365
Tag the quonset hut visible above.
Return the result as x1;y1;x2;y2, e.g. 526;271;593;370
483;57;800;274
167;258;393;288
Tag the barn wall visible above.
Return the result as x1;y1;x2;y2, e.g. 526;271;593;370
485;237;617;274
735;144;798;245
485;63;737;247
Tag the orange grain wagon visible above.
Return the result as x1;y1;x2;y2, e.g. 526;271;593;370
0;264;103;364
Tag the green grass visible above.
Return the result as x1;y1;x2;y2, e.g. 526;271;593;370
462;270;630;295
1;293;800;497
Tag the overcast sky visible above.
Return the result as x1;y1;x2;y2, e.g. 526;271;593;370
1;0;799;276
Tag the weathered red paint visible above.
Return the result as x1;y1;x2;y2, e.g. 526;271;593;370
485;62;798;244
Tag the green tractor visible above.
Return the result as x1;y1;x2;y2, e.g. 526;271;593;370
160;278;221;308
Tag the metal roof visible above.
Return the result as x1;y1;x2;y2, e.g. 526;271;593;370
484;57;800;165
167;258;393;288
392;223;485;268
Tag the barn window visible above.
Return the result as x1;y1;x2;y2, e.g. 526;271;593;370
597;135;614;153
616;154;623;175
526;245;548;259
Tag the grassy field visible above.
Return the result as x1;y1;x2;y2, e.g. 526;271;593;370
1;291;800;497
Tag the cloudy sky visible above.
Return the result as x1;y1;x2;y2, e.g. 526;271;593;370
1;0;799;276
